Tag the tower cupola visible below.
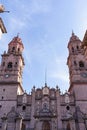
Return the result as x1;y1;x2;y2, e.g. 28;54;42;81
68;32;82;55
8;35;24;54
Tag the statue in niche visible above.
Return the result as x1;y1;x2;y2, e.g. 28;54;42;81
23;94;27;104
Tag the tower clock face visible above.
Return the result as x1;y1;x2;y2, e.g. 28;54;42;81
80;72;87;78
5;74;9;78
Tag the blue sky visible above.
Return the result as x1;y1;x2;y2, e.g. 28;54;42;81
0;0;87;93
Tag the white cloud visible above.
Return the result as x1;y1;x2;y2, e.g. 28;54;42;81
49;70;69;82
30;0;52;14
48;56;69;82
0;36;8;51
9;17;27;31
71;0;87;39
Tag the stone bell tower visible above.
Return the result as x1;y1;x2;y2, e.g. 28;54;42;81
67;32;83;86
67;31;87;113
0;35;24;117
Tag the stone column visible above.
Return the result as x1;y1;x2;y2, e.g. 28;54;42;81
1;115;7;130
16;116;22;130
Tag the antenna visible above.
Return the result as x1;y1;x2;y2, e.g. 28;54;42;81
0;4;8;36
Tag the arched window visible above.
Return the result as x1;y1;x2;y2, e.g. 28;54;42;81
74;61;77;66
79;61;84;67
7;62;12;68
72;47;74;52
42;121;50;130
2;62;5;66
12;47;15;52
77;45;79;50
18;48;20;52
14;62;18;67
67;122;71;130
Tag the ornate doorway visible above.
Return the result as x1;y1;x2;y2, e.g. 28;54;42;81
67;122;71;130
42;121;50;130
21;123;26;130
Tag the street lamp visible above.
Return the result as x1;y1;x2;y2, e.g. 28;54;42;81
0;4;9;13
0;4;9;38
0;17;7;38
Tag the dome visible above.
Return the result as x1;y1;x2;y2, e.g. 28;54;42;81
69;32;81;43
67;32;82;48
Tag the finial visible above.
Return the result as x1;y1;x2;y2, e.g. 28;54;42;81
33;86;35;89
45;82;47;87
72;30;74;36
17;33;19;37
56;85;58;90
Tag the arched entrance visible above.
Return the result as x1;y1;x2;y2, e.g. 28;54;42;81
42;121;50;130
67;122;71;130
21;123;26;130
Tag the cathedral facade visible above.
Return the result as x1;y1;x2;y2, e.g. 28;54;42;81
0;31;87;130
